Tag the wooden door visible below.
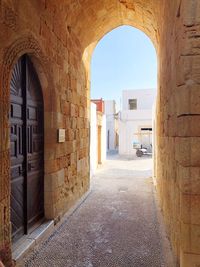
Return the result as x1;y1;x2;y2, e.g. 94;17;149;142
10;57;25;242
26;57;44;229
10;55;44;243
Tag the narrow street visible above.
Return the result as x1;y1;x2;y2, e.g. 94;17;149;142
23;154;174;267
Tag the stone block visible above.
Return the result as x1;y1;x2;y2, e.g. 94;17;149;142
44;174;55;192
178;165;200;194
44;128;57;145
71;117;77;129
175;137;190;166
181;0;200;26
44;169;64;192
0;199;10;242
175;137;200;166
57;170;65;187
65;129;74;141
44;112;64;129
178;55;200;87
168;115;178;137
65;141;73;154
45;159;59;174
45;189;61;207
70;103;76;117
72;140;77;152
181;25;200;56
175;84;200;116
44;145;56;160
180;250;200;267
181;193;200;225
55;143;67;158
177;116;200;137
191;137;200;166
61;100;70;115
181;222;200;254
0;152;9;201
44;203;57;220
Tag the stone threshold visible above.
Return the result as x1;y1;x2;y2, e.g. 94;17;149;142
12;220;54;266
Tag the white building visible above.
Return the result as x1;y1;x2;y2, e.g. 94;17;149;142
104;100;118;152
90;102;106;177
118;89;156;156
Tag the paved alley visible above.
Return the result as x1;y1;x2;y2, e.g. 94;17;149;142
23;154;174;267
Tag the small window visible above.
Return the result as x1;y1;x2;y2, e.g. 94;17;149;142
141;128;152;131
129;99;137;110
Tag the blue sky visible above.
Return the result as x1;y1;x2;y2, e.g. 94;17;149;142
91;25;157;110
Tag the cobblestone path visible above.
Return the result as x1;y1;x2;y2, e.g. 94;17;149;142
23;154;173;267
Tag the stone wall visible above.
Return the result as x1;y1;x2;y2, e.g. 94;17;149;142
0;0;199;266
156;1;200;266
0;1;90;265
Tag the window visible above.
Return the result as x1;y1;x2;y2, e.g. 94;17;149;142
129;99;137;110
141;128;152;131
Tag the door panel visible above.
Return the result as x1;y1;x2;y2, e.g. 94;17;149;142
26;57;44;230
10;176;24;242
10;57;25;242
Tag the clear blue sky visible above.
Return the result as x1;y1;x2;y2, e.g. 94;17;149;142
91;25;157;110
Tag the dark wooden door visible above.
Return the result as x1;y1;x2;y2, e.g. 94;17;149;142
26;58;44;229
10;55;44;243
10;57;25;243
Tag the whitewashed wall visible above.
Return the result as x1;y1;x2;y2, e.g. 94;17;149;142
106;117;116;151
90;103;106;177
104;100;118;152
122;89;156;110
90;103;97;177
101;115;107;163
119;89;156;156
119;118;152;155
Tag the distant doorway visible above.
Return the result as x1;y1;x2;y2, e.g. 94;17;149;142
107;130;110;150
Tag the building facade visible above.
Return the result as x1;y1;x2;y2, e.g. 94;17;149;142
104;100;118;152
119;89;156;156
90;100;106;177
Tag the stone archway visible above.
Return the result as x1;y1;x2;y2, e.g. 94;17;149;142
0;1;199;266
72;1;200;265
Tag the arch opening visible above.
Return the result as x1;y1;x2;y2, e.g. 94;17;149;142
89;25;157;177
0;1;199;266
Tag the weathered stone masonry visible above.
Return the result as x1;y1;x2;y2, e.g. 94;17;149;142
0;1;200;267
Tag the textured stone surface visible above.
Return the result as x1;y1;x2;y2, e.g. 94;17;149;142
0;0;200;266
22;155;174;267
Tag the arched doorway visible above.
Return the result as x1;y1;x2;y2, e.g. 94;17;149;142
10;54;44;243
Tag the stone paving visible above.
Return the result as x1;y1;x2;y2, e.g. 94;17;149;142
23;154;174;267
